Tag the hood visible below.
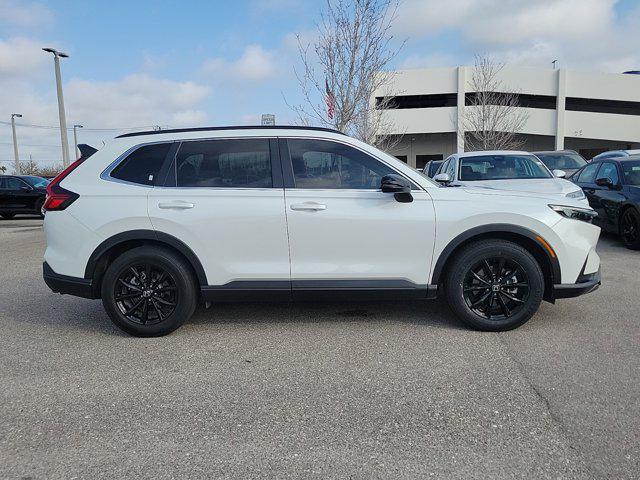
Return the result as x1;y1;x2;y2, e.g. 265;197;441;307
458;178;580;196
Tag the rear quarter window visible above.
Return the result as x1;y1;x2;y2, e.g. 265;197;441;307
110;143;173;185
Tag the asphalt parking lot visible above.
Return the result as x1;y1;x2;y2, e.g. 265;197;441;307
0;217;638;479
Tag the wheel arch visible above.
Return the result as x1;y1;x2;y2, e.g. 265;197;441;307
431;224;561;301
85;230;207;294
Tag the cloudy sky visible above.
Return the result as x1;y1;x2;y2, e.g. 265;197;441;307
1;0;638;169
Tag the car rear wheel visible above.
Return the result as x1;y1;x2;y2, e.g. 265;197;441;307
444;240;544;331
101;246;198;337
620;208;640;250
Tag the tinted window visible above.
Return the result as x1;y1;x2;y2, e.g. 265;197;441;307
597;163;619;184
23;176;50;188
176;139;271;188
536;153;587;171
111;143;172;185
459;155;551;181
445;159;456;177
621;161;640;186
577;163;600;183
4;177;27;189
288;139;395;189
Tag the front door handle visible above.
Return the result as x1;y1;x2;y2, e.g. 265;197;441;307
290;202;327;212
158;201;195;210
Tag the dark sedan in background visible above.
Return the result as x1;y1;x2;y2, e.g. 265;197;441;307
0;175;49;219
533;150;588;178
570;155;640;249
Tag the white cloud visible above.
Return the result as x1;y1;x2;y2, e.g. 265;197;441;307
202;44;277;83
0;37;49;77
395;0;640;72
400;52;458;69
0;0;53;28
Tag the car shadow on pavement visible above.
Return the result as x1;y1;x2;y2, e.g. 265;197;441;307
188;298;467;332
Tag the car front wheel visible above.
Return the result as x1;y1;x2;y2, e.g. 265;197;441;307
620;208;640;250
444;240;544;331
101;246;198;337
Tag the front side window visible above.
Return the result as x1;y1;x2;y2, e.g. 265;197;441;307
577;163;600;184
288;139;395;189
621;160;640;185
176;138;272;188
445;159;457;178
111;143;172;185
4;177;28;190
597;163;619;184
459;155;552;181
536;153;587;171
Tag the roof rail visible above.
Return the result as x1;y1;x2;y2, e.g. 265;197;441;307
115;125;345;139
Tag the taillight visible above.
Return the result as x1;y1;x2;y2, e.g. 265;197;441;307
43;158;84;212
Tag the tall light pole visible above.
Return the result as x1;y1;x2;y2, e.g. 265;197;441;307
43;47;71;167
73;124;83;159
10;113;22;174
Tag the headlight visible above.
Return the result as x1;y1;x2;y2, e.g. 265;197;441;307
549;204;597;223
566;189;585;200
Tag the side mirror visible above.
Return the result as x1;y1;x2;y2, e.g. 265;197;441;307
552;169;566;178
380;174;413;203
595;177;614;188
433;173;451;183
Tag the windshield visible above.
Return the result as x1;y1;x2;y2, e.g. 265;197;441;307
621;161;640;186
459;155;552;181
23;176;50;188
535;152;587;171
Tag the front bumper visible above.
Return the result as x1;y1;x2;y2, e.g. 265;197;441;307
552;267;601;299
43;262;97;299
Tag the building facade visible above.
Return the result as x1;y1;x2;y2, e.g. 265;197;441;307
374;66;640;169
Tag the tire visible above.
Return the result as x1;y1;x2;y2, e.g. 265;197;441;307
444;240;544;331
101;246;198;337
620;208;640;250
35;199;44;218
1;213;15;219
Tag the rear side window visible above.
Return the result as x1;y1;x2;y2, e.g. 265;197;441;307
577;163;600;183
175;139;272;188
111;143;172;185
288;138;395;189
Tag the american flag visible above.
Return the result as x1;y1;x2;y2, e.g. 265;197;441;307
325;79;335;120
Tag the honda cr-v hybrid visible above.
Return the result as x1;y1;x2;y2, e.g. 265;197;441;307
43;126;601;336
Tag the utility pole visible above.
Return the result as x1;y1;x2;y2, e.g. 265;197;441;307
10;113;22;174
73;124;83;159
43;47;71;167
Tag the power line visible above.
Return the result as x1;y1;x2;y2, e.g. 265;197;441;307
0;142;61;147
0;120;165;132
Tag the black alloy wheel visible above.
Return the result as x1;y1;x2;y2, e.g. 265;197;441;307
114;263;178;325
101;246;197;336
462;257;530;321
620;208;640;250
445;239;544;331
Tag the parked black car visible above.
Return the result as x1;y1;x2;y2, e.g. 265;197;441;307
0;175;50;219
533;150;588;177
570;155;640;249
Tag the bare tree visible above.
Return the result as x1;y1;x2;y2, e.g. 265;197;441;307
18;159;63;177
289;0;404;148
461;56;529;151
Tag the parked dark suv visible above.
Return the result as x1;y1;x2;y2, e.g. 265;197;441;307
0;175;50;219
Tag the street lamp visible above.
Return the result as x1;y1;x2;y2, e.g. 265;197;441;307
10;113;22;174
43;47;71;167
73;124;83;159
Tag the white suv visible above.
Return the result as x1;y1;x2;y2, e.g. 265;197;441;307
42;126;601;336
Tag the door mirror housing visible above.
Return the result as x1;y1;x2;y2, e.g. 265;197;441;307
380;174;413;203
433;173;451;183
552;169;566;178
595;177;615;188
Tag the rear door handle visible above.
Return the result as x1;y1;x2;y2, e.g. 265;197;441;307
290;202;327;211
158;201;195;210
